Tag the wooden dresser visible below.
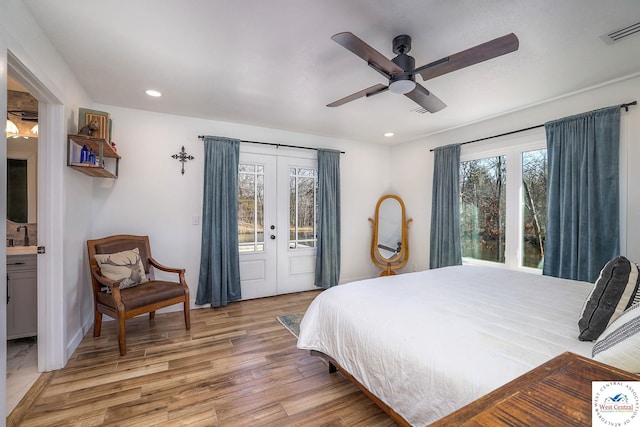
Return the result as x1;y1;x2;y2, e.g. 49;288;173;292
430;352;639;426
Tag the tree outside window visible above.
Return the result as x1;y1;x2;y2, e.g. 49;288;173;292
522;149;547;269
459;147;547;270
289;167;317;249
238;164;265;252
460;156;506;263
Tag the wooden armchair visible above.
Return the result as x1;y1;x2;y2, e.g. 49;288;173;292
87;234;191;355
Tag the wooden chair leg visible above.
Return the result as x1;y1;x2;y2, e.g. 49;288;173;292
184;299;191;330
117;313;127;356
149;311;156;320
93;311;103;337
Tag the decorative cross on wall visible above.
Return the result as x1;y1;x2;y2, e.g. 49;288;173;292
171;146;195;175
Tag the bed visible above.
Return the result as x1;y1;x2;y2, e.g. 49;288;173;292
297;265;596;426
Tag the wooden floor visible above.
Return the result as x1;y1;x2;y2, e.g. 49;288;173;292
8;291;397;426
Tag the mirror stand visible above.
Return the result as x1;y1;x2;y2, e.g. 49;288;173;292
368;195;412;276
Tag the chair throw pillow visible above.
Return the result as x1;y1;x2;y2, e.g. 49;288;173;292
593;302;640;373
94;248;148;290
578;256;640;341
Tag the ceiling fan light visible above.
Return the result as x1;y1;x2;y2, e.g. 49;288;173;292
389;80;416;94
6;119;19;135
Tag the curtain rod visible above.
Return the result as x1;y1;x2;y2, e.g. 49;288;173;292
429;101;637;152
198;135;345;154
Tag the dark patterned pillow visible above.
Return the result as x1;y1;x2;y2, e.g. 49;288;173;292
593;303;640;373
578;256;640;341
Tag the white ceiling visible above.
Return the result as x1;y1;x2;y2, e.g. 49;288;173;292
21;0;640;144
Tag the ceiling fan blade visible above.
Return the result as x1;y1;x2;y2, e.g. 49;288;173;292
404;83;446;113
331;32;404;77
415;33;519;81
327;84;389;107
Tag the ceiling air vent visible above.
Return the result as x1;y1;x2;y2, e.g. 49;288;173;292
600;21;640;45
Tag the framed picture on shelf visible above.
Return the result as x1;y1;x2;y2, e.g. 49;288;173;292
78;108;112;142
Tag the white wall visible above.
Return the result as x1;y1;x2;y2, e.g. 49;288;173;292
390;74;640;272
87;105;391;318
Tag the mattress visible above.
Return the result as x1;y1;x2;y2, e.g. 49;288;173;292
297;265;595;426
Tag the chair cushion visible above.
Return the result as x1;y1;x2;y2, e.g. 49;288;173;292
97;280;186;311
94;248;149;289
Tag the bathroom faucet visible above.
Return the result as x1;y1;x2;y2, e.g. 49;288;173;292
17;225;29;246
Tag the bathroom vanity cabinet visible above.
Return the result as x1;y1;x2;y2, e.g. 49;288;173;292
6;254;37;339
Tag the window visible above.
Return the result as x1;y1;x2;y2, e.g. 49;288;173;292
521;149;547;269
459;144;547;271
238;163;265;252
237;161;318;253
460;156;506;263
289;167;317;249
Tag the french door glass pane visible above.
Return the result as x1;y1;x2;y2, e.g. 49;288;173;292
289;167;317;249
522;149;547;269
460;156;507;263
238;163;265;252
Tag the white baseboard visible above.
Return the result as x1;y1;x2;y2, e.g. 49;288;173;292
66;315;94;361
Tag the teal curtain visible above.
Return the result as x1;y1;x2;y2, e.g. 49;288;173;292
314;149;341;288
196;136;242;307
429;144;462;268
543;106;620;282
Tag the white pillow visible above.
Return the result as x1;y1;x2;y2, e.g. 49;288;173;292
94;248;148;290
592;302;640;373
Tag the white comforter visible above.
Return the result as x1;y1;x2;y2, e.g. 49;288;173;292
297;266;595;426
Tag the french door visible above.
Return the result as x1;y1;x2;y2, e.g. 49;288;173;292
238;150;318;299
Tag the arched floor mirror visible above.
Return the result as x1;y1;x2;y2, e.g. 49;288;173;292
368;194;412;276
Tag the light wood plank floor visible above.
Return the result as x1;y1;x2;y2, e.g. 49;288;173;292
8;290;397;426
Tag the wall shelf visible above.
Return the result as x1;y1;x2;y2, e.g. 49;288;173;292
67;134;120;178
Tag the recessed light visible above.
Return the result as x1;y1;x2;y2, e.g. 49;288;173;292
384;132;394;137
146;89;162;97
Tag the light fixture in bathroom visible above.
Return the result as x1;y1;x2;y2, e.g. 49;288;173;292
6;118;19;136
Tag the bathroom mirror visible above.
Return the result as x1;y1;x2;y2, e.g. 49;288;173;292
7;158;28;223
7;87;39;226
7;137;38;224
369;194;412;276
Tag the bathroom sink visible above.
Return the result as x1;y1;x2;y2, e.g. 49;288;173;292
7;246;38;256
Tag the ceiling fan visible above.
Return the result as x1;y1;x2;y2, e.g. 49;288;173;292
327;32;519;113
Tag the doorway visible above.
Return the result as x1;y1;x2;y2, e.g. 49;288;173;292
4;52;66;417
5;72;40;416
238;149;318;299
